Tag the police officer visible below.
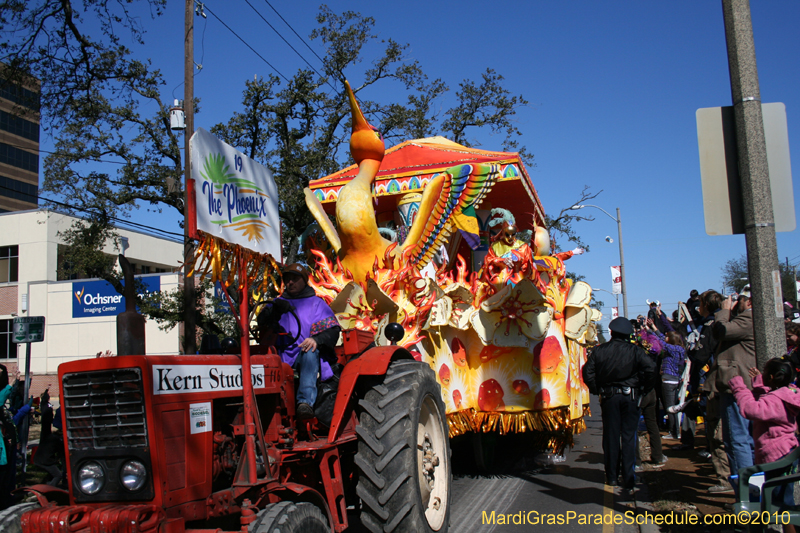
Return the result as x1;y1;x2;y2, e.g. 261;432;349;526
582;317;656;495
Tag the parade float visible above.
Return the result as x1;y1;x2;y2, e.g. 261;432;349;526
301;82;601;455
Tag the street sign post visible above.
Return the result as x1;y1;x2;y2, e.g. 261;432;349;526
12;315;44;482
13;316;45;343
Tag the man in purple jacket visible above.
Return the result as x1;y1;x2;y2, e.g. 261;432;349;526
274;264;341;419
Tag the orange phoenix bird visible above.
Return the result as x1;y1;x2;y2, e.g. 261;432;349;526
304;81;500;281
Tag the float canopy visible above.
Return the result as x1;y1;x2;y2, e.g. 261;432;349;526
308;137;546;230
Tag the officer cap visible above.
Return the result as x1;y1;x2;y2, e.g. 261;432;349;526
609;317;634;336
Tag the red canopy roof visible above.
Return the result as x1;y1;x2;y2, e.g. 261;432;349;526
308;136;545;228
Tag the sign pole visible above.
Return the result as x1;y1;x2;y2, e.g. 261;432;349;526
19;342;32;479
238;262;258;484
722;0;784;370
12;315;45;483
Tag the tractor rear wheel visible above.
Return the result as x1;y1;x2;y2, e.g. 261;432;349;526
356;359;451;532
249;501;329;533
0;502;40;533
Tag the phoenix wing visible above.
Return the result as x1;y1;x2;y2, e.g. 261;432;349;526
400;163;499;269
304;187;342;253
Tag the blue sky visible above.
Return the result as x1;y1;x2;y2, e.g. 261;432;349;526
40;1;800;330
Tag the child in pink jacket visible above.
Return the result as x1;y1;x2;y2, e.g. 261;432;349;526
729;359;800;465
730;358;800;518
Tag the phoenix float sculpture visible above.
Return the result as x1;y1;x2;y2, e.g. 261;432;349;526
301;81;600;453
304;81;498;282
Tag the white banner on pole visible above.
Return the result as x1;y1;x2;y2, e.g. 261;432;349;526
610;266;622;295
191;128;281;258
611;307;619;320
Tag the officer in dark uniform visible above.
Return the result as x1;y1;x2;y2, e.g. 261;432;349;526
582;317;656;494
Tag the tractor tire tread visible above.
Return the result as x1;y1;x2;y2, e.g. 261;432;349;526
358;398;385;423
379;472;410;505
385;502;414;533
356;360;451;532
356;484;391;521
250;502;328;533
356;423;385;455
354;454;386;489
375;411;408;439
376;383;412;409
384;368;421;384
0;502;40;533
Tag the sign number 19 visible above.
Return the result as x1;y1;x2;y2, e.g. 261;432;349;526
234;155;243;172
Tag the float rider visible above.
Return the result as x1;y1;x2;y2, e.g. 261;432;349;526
273;264;341;419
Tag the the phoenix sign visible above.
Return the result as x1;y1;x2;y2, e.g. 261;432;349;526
190;128;281;258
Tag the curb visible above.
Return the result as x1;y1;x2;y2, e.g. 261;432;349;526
635;477;661;533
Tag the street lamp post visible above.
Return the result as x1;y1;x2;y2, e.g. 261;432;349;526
572;204;628;318
592;287;620;310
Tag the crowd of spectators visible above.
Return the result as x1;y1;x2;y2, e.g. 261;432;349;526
0;366;63;510
623;288;800;530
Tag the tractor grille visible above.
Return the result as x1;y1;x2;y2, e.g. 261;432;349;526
63;368;148;450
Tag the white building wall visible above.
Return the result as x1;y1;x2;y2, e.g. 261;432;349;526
23;273;182;374
0;209;184;375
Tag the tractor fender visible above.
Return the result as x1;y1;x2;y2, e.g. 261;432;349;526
14;484;70;507
327;346;413;443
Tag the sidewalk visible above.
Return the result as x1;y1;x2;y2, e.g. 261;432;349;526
634;424;738;532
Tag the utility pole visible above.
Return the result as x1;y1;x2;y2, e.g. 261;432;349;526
183;0;197;354
722;0;784;370
616;207;628;318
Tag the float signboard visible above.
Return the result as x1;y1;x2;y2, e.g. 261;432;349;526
190;128;281;259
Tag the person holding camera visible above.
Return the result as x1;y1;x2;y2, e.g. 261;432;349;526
583;317;656;496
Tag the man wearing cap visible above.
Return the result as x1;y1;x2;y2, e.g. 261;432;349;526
708;291;756;477
582;317;656;495
271;263;341;419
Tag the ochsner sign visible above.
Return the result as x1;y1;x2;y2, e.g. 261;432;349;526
72;277;161;318
190;128;281;258
152;365;267;395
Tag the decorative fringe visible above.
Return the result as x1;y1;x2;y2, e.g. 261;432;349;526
186;231;282;294
447;407;588;439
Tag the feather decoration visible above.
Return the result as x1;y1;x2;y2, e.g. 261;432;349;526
401;163;499;269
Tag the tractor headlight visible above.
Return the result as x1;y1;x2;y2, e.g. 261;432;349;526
120;460;147;491
78;462;105;495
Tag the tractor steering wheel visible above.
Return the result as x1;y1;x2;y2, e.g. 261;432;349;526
259;299;303;347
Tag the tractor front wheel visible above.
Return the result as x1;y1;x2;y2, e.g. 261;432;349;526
356;359;451;532
249;501;329;533
0;502;40;533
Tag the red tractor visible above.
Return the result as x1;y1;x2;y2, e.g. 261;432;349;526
0;323;451;533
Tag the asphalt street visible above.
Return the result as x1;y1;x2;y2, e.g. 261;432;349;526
449;395;641;533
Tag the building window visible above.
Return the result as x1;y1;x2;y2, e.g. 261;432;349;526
0;245;18;283
0;111;39;142
0;143;38;173
0;319;14;359
0;175;38;204
141;266;151;274
0;83;40;111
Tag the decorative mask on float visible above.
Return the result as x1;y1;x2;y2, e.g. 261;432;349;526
500;222;518;246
